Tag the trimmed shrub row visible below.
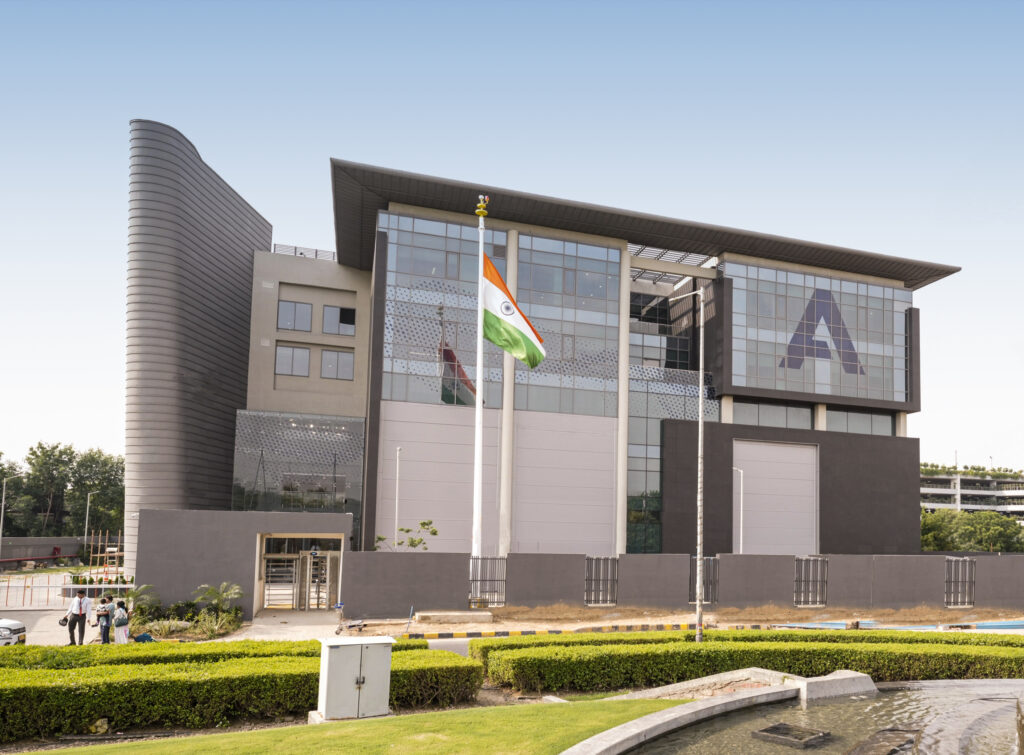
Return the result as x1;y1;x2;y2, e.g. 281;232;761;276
0;638;428;670
486;640;1024;692
469;629;1024;671
0;650;481;742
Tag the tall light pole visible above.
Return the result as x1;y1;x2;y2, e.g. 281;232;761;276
84;492;94;547
0;475;23;564
394;446;402;547
732;467;744;554
669;285;706;641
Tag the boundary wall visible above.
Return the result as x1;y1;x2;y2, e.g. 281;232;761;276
338;552;1024;618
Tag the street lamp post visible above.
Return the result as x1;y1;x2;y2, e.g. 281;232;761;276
732;467;744;554
669;286;706;641
84;492;94;548
1;475;23;564
394;446;403;547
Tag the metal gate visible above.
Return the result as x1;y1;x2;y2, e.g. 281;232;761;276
469;556;506;608
262;555;298;609
296;551;339;610
689;556;719;604
945;557;976;608
794;556;828;607
585;557;618;606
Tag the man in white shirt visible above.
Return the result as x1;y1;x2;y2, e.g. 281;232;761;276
65;589;92;645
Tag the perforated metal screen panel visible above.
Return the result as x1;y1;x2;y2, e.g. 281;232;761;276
733;440;818;556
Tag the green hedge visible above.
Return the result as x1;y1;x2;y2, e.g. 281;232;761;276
486;640;1024;692
0;650;481;742
469;629;1024;672
0;638;428;670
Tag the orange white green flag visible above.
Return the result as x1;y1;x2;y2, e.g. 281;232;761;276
481;254;545;368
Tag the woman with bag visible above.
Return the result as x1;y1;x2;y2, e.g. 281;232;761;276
112;600;130;644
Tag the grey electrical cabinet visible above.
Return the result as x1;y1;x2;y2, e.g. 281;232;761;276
311;636;396;721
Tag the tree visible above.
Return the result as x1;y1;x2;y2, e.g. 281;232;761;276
375;520;439;551
921;510;958;551
953;511;1023;553
24;442;76;535
64;449;125;537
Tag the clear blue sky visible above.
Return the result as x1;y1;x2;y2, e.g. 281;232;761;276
0;0;1021;468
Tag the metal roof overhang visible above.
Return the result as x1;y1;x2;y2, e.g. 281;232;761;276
331;159;959;290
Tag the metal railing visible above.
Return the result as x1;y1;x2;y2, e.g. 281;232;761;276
585;557;618;606
689;556;719;604
945;557;976;608
794;556;828;607
469;556;506;608
272;244;337;262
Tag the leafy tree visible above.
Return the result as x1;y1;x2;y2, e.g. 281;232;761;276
64;449;125;537
921;510;958;551
24;442;76;535
375;520;439;551
953;511;1023;552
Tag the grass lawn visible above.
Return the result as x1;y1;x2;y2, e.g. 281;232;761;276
39;700;684;754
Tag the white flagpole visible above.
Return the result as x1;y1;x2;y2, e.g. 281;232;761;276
472;195;489;558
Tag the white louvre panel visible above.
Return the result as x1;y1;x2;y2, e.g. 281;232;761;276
733;440;818;556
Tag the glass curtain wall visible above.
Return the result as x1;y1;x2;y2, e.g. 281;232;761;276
513;234;620;417
378;211;507;408
627;284;720;553
723;262;913;402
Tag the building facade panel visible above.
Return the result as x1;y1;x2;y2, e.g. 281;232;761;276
125;120;271;574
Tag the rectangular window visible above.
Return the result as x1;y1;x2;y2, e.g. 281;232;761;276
321;349;354;380
323;306;356;336
278;301;312;332
275;346;310;376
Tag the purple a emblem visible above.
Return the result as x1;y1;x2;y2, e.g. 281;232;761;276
779;289;865;375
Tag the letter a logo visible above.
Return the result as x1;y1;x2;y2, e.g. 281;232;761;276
779;289;865;375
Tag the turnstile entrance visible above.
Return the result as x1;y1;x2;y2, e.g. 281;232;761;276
261;549;340;610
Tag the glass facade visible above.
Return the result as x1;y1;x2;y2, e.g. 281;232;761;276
723;262;913;402
232;411;365;546
733;400;813;429
826;408;895;436
378;211;507;408
513;234;621;417
627;283;720;553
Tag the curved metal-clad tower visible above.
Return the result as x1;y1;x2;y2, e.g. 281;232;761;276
125;120;272;574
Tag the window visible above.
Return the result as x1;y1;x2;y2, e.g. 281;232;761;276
826;408;894;436
278;301;312;332
275;346;309;376
733;400;813;429
321;349;354;380
323;306;356;336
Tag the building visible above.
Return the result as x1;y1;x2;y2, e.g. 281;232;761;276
125;120;959;600
921;467;1024;520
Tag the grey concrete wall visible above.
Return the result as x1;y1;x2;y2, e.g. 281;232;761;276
617;554;690;609
717;554;795;607
662;421;920;556
869;555;946;608
246;251;371;417
505;553;586;606
376;402;502;554
135;509;350;619
0;537;87;570
513;411;617;556
341;552;470;619
823;554;875;607
126;120;273;575
973;555;1024;609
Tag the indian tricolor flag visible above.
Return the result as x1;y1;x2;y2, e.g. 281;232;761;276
482;255;545;368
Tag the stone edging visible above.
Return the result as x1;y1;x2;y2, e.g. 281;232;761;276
560;685;799;755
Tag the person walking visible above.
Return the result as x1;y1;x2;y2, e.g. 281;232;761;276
64;589;92;645
112;600;130;644
94;596;112;644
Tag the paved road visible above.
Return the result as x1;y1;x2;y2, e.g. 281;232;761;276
429;638;470;656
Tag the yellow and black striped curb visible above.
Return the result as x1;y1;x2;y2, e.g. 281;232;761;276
400;622;768;639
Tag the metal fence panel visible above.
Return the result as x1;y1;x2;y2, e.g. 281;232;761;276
689;556;719;604
469;556;506;608
585;557;619;606
794;556;828;607
945;557;976;608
